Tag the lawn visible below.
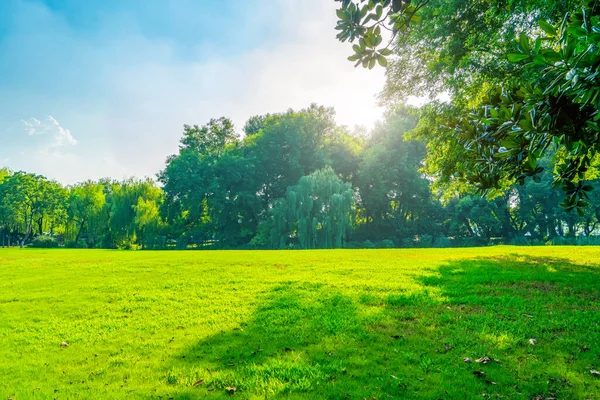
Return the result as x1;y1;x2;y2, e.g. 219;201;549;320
1;247;599;399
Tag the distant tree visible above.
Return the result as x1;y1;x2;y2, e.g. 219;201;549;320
243;114;271;136
68;182;106;246
325;127;364;186
0;172;64;244
135;194;162;249
271;167;354;249
355;107;433;241
159;117;243;247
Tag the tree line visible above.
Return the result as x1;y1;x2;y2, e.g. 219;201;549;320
2;104;600;250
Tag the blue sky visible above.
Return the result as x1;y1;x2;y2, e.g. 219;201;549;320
0;0;386;183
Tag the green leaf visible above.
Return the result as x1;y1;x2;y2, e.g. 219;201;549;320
507;53;530;62
368;57;376;69
539;20;557;36
518;34;530;53
377;54;388;67
374;35;383;47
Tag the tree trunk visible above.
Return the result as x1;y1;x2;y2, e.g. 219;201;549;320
75;219;86;244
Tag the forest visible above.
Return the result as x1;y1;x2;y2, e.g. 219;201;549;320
2;105;600;250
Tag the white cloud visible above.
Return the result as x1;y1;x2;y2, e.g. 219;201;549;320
21;118;44;135
47;115;78;147
21;115;77;148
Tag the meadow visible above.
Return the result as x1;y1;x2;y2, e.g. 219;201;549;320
1;247;599;399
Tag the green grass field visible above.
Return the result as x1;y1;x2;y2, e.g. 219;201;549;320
1;247;600;399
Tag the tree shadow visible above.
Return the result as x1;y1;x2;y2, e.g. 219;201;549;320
156;254;600;399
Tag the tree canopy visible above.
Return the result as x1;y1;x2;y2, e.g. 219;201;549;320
334;0;599;214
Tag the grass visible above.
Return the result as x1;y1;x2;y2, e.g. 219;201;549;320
1;247;600;399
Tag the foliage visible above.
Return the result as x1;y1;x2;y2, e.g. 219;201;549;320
65;239;89;249
450;2;600;213
270;167;354;249
31;235;59;248
335;0;576;98
334;0;599;212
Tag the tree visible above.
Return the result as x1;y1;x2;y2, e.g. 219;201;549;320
324;126;364;186
334;0;598;210
135;195;163;249
0;172;60;245
335;0;575;99
179;117;238;155
68;182;106;246
0;168;15;246
355;107;434;242
160;106;336;248
449;3;600;212
159;118;239;247
270;167;354;249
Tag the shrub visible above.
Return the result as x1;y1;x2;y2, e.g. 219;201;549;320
118;240;133;250
400;238;414;248
509;236;531;246
362;240;375;249
65;239;88;249
452;237;483;248
552;236;576;246
379;239;395;248
417;234;433;248
98;235;118;249
176;236;188;250
31;236;59;248
433;236;452;248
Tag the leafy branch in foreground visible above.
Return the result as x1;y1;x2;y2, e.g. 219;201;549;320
450;1;600;214
335;0;428;69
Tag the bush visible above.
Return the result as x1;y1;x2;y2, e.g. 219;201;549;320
416;234;433;248
400;238;414;248
118;239;133;250
452;237;484;248
176;236;189;250
433;236;452;248
509;236;531;246
552;236;576;246
362;240;375;249
574;236;600;246
344;241;362;249
65;239;88;249
98;234;118;249
31;236;58;248
379;239;395;248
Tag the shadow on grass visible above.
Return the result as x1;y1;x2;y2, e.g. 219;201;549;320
160;255;600;399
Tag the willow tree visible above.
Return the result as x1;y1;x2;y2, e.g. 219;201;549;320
271;167;354;249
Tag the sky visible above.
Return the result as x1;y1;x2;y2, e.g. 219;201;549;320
0;0;389;184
